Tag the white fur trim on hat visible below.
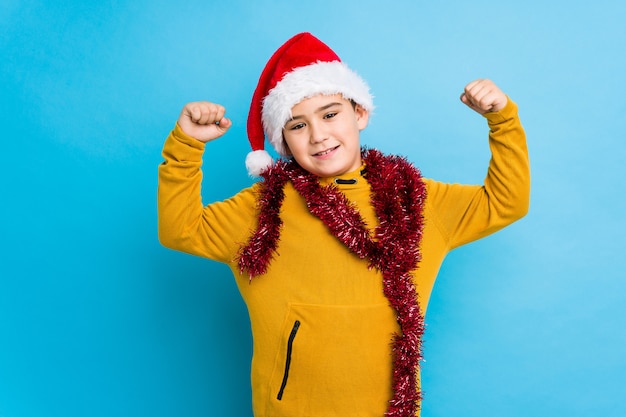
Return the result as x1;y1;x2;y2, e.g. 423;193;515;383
245;149;274;177
261;61;374;157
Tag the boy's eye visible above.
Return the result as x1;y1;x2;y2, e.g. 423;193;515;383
288;122;305;130
324;112;337;119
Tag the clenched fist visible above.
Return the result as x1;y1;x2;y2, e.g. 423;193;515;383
177;101;232;143
460;79;508;114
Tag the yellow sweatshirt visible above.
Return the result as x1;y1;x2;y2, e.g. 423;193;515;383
158;99;530;416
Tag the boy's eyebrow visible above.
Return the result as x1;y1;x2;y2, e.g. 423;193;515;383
290;102;343;120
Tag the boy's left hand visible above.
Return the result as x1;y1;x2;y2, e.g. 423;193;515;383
460;79;507;114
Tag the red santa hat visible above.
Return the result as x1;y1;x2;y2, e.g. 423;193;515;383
245;32;374;176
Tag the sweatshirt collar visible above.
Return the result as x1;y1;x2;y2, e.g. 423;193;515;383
318;164;367;187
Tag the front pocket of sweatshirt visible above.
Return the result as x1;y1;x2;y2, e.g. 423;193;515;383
267;303;399;417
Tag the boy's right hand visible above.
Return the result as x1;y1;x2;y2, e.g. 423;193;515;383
177;102;232;143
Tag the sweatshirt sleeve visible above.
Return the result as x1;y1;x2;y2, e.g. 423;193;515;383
157;123;259;263
424;98;530;250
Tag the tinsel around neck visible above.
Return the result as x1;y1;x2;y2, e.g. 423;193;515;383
238;148;428;416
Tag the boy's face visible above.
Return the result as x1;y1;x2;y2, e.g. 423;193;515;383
282;94;369;178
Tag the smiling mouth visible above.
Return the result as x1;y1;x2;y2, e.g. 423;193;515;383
314;146;339;156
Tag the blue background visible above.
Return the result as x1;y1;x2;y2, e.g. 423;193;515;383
2;1;625;416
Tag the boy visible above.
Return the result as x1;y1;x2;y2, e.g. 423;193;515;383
158;32;530;417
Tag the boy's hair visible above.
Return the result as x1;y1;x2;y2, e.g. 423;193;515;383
245;32;374;177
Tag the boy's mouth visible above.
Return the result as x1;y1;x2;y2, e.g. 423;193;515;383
313;146;339;157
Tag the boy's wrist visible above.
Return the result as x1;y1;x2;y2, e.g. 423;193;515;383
173;123;207;150
484;96;517;125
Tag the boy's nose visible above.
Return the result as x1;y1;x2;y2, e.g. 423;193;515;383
309;123;328;144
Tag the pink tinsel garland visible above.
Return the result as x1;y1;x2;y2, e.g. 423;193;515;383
238;148;427;416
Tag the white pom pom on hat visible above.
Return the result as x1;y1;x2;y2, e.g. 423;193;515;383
245;149;274;177
246;32;374;177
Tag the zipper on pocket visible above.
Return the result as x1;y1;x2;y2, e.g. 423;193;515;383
277;320;301;400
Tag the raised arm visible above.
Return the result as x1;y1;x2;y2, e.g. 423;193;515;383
425;80;531;249
157;102;257;262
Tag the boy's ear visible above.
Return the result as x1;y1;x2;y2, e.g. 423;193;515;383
355;104;369;130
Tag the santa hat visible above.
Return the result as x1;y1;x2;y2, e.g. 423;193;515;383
245;32;374;176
